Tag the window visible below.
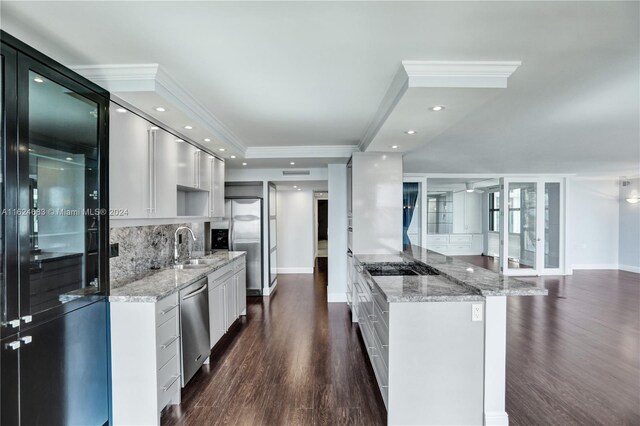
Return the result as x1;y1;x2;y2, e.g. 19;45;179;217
508;188;521;234
488;192;500;232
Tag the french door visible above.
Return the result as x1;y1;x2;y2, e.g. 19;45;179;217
500;178;564;276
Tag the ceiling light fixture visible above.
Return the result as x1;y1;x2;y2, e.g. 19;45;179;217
175;139;184;142
218;148;225;152
154;106;166;112
242;162;247;166
230;155;236;159
116;108;127;113
293;185;298;188
290;162;295;165
150;126;159;130
33;77;44;83
65;157;73;161
405;130;417;135
431;105;445;111
297;188;302;191
626;196;640;204
391;145;398;149
204;138;211;142
184;125;193;130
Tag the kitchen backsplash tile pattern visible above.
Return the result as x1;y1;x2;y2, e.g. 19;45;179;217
109;222;206;285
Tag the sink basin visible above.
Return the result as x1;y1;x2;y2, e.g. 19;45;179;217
184;258;219;265
364;262;439;277
173;263;210;270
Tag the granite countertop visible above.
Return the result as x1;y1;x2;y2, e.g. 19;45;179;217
354;245;547;303
109;251;246;303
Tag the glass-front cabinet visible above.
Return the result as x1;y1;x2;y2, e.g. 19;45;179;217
1;31;110;426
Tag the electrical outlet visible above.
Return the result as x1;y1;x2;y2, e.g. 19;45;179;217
472;303;483;322
109;243;119;258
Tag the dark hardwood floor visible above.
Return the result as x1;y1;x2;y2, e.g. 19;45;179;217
162;258;387;425
163;256;640;425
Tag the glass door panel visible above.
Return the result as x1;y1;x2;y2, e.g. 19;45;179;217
545;183;561;269
20;60;105;322
503;180;539;275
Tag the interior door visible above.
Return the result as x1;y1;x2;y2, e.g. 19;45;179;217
500;178;563;275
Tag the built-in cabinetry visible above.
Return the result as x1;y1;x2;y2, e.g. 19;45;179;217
207;256;247;350
110;293;182;425
351;258;485;425
426;233;484;255
109;102;226;220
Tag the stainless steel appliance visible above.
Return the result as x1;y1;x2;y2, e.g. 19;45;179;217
179;277;210;386
1;31;110;425
223;198;264;295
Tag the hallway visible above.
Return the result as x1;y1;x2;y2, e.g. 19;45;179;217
162;259;387;425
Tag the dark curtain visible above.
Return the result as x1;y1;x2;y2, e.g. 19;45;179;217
403;183;419;247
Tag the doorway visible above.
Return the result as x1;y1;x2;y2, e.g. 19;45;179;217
315;192;328;258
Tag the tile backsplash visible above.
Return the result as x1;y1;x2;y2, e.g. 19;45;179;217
109;222;206;286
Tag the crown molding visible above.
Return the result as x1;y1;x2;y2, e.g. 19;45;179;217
245;145;359;159
71;64;247;154
359;60;521;152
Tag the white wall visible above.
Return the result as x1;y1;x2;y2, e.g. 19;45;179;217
568;177;620;270
327;164;348;303
619;178;640;272
276;190;314;273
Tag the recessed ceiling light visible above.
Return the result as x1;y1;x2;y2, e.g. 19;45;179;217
184;125;193;130
405;130;417;135
65;157;73;161
150;126;159;130
116;108;127;113
293;185;298;188
33;77;44;83
431;105;445;111
175;139;184;142
242;162;247;166
297;188;302;191
290;162;295;165
391;145;398;149
230;155;236;159
154;106;166;112
218;148;225;152
204;138;211;142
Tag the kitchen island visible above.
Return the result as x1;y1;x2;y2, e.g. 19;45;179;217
349;245;547;426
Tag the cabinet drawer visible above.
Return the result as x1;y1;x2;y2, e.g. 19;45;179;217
371;318;389;370
157;354;180;393
371;346;389;402
450;234;472;243
208;264;233;282
450;244;472;251
156;308;179;344
157;334;179;371
234;257;246;271
427;235;449;243
372;302;389;346
158;372;180;411
156;293;179;324
428;245;448;253
372;291;388;327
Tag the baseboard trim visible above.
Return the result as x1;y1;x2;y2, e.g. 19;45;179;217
277;267;314;274
484;411;509;426
572;264;619;270
328;293;348;303
619;264;640;273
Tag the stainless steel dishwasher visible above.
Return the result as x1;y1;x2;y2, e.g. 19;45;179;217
179;277;210;387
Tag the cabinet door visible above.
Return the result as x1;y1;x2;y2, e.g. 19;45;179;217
225;277;237;328
235;269;246;316
452;191;466;234
176;142;198;188
210;157;225;217
208;283;225;348
198;152;212;191
153;129;178;218
464;192;483;234
109;103;150;218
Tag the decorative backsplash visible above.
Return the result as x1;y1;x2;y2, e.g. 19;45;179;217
109;222;206;286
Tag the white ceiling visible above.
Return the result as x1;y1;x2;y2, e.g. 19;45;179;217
273;180;328;192
2;1;638;174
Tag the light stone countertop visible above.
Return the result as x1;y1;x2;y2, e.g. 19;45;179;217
354;245;547;303
109;251;246;303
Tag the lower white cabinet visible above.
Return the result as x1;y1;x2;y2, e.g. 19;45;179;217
110;293;181;426
207;256;247;350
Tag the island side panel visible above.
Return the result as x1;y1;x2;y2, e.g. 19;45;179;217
388;301;485;426
483;296;509;426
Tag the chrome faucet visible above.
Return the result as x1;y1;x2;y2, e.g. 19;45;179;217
174;226;197;264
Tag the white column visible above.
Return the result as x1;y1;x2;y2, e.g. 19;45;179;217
484;296;509;426
327;164;348;302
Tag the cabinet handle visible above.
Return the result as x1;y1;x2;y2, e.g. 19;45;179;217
20;336;32;345
160;335;179;349
21;315;33;324
159;304;178;316
161;375;180;392
6;341;20;350
194;151;199;188
147;129;156;213
8;319;20;328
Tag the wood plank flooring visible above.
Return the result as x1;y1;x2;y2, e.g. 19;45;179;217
164;256;640;425
162;258;386;426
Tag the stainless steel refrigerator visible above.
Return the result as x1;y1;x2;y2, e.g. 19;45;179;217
225;198;264;295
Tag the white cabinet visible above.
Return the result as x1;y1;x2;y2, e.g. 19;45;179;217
110;293;181;426
234;257;247;316
207;257;246;350
208;277;227;349
109;104;152;219
225;276;237;329
453;192;483;234
197;151;212;191
177;141;199;188
210;157;225;217
153;129;178;218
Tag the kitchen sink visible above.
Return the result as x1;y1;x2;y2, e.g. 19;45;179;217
183;258;219;265
364;262;439;277
173;263;211;270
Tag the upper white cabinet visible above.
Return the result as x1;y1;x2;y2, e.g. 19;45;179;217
197;152;212;191
177;142;199;189
153;130;178;218
452;191;483;234
210;157;225;218
109;104;152;219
